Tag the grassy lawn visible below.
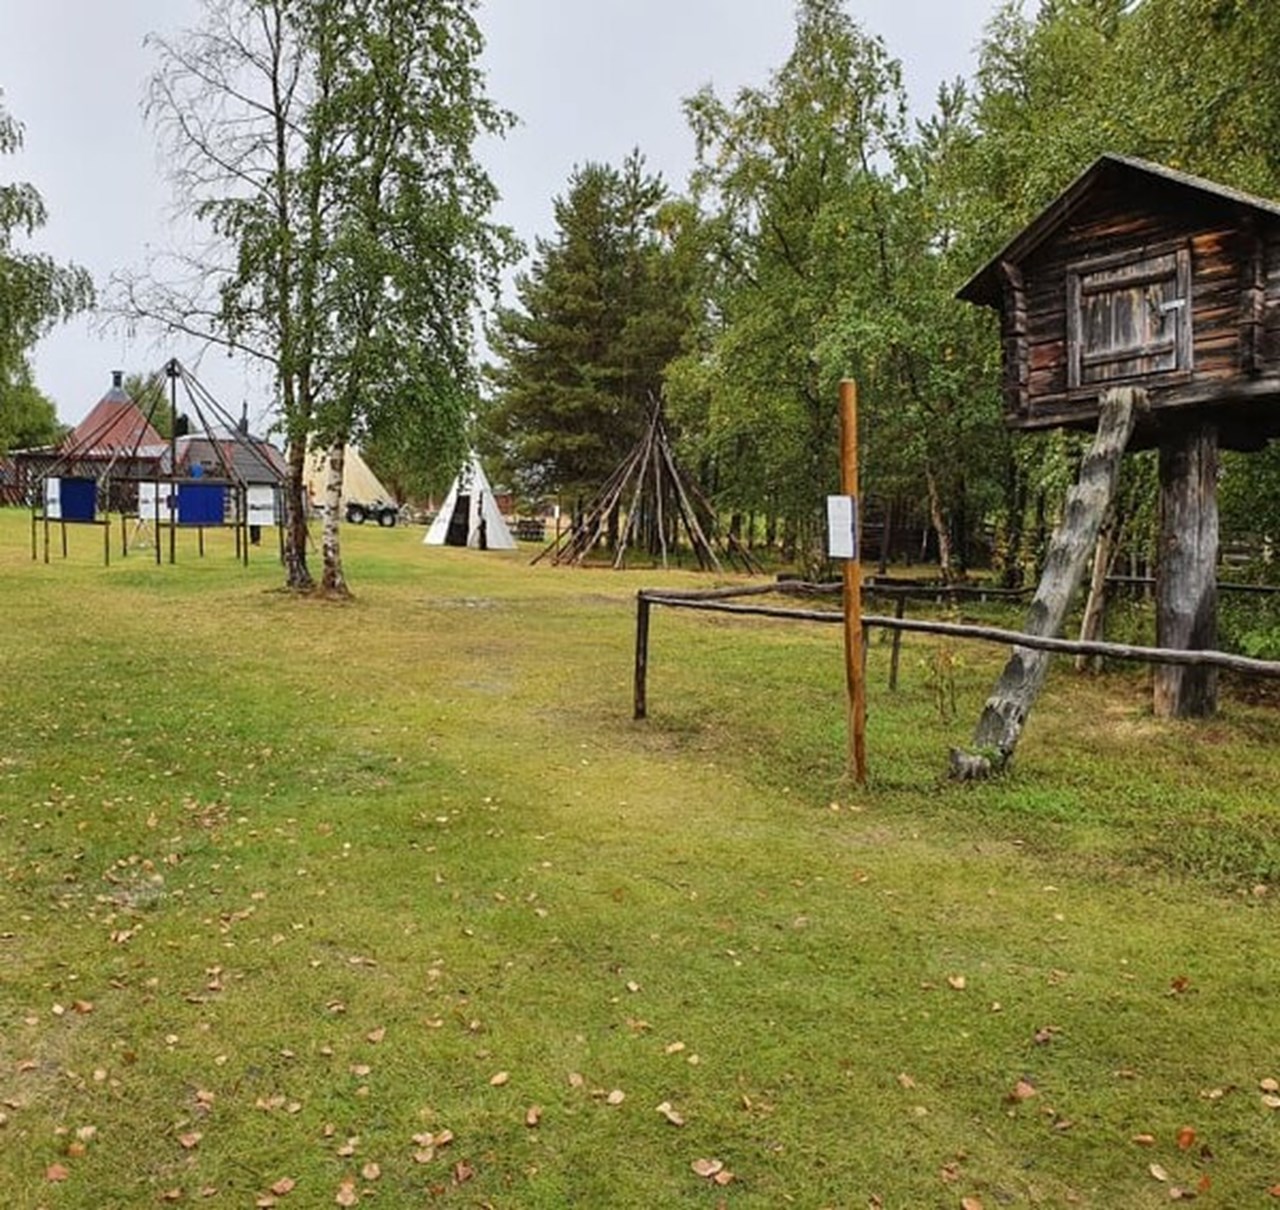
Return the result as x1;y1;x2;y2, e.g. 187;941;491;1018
1;507;1276;1208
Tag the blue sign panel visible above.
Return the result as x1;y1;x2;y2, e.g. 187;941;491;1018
177;483;226;526
60;477;98;522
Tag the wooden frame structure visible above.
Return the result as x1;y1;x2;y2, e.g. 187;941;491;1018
959;154;1280;723
534;400;761;574
29;362;285;567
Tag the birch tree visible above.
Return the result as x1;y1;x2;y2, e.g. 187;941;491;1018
131;0;516;594
0;92;93;422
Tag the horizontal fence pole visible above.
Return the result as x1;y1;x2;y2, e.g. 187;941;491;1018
637;591;1280;678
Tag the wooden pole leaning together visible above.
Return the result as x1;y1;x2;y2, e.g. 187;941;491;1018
839;380;868;786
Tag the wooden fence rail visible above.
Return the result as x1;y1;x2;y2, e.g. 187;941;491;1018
633;586;1280;721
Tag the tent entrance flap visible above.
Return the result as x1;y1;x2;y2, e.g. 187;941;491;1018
445;495;471;546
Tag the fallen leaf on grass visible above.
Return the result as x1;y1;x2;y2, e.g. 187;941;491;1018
525;1105;542;1127
365;1027;385;1044
1133;1134;1157;1146
360;1162;380;1181
961;1198;984;1210
656;1101;685;1126
452;1160;475;1185
46;1163;70;1182
1176;1126;1197;1150
269;1177;296;1196
179;1131;203;1149
947;974;967;991
1261;1077;1279;1093
1007;1080;1037;1103
606;1089;625;1106
489;1071;510;1087
897;1073;917;1090
692;1159;723;1178
334;1178;358;1207
161;1189;183;1202
1150;1163;1169;1182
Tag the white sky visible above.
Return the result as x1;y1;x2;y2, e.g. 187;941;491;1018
0;0;1001;427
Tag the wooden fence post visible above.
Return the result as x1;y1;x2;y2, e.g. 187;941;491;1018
634;593;651;720
839;380;867;785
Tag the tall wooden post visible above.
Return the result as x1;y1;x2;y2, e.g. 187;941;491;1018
839;380;867;786
1154;421;1219;717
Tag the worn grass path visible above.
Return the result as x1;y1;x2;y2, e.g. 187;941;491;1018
0;511;1276;1207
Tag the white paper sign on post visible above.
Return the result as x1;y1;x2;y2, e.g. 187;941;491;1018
246;485;278;527
826;494;858;560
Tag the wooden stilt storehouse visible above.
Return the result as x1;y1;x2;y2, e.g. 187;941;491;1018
958;153;1280;723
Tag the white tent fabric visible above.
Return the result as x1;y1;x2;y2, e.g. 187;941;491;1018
424;456;516;550
303;446;395;506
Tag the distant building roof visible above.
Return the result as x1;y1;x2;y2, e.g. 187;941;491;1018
60;371;164;458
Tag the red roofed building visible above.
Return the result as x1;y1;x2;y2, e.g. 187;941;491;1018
60;370;164;459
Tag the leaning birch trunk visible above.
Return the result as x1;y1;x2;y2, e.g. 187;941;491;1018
320;439;351;598
950;387;1144;778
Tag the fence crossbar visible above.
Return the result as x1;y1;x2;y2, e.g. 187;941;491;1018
633;586;1280;720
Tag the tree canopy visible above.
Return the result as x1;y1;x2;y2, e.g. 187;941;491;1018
134;0;516;593
0;91;93;448
485;152;693;505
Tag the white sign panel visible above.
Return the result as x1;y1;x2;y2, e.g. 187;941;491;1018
826;495;859;560
139;481;176;521
246;485;278;527
44;477;61;520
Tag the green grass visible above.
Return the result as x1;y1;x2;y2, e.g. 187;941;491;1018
0;509;1276;1207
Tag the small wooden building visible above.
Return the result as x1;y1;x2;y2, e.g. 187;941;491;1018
958;154;1280;720
958;153;1280;452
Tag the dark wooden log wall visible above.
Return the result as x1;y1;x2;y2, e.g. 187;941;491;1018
999;181;1280;434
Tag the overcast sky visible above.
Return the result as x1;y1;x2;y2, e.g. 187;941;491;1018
0;0;1001;427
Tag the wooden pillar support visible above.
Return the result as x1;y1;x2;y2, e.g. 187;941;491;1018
633;593;651;721
956;386;1143;776
1153;422;1219;718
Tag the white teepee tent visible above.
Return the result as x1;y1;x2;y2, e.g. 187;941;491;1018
303;446;394;507
424;455;515;550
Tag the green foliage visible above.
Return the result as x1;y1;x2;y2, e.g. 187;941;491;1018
677;0;912;566
486;153;690;499
0;377;62;453
0;91;94;403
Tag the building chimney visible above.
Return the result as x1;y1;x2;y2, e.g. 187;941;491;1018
112;370;124;389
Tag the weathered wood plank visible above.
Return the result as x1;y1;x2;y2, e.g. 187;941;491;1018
1153;422;1219;717
961;386;1143;773
1242;218;1266;375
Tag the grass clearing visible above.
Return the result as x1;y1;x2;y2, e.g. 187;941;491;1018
1;509;1276;1206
